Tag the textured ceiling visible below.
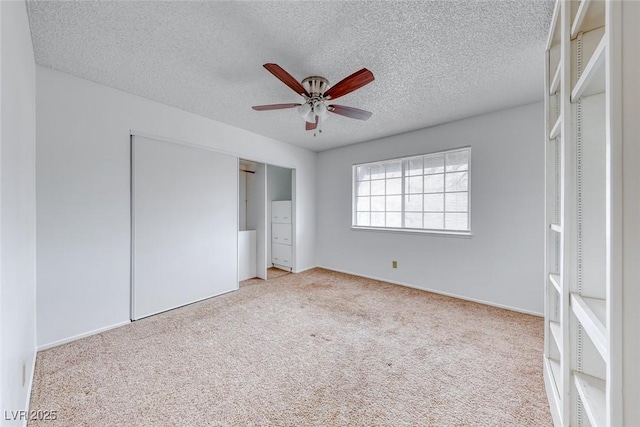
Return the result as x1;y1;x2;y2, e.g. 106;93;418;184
27;1;553;152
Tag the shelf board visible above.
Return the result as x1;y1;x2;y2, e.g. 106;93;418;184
550;223;562;233
571;0;606;40
550;116;561;140
571;35;606;102
550;63;561;96
544;357;563;425
571;293;608;362
549;274;561;294
549;321;562;352
546;0;561;50
574;372;606;427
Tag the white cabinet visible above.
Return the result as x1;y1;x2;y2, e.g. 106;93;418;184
271;201;293;269
271;200;292;224
272;223;292;245
271;243;292;268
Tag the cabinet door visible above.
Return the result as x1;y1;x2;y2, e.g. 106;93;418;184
272;243;292;267
272;223;292;245
272;201;292;224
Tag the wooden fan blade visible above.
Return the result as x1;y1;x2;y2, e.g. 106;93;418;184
323;68;374;100
263;64;309;96
252;103;301;111
328;105;373;121
306;116;318;131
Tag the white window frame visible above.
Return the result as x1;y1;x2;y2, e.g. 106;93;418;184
351;146;472;236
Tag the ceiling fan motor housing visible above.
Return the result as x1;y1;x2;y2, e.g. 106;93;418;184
302;76;330;96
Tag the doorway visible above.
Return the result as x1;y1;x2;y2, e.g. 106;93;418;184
238;159;294;283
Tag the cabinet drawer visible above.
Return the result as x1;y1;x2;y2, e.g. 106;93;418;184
272;243;292;267
272;223;292;245
272;200;292;224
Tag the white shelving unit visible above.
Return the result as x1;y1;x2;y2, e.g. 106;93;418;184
271;200;293;270
542;1;637;425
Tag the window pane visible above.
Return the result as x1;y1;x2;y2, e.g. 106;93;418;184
445;192;468;212
371;180;385;195
386;161;402;178
424;154;445;174
370;196;385;211
405;194;422;212
424;193;444;211
406;176;423;194
386;212;401;227
357;181;370;196
407;158;423;176
446;150;469;172
371;212;385;227
424;213;444;229
357;165;370;181
356;212;370;226
370;164;385;180
445;213;468;230
354;148;470;232
424;174;444;193
445;171;468;192
386;178;401;195
386;195;401;211
356;196;370;211
404;212;422;228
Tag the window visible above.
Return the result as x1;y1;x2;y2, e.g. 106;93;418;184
353;147;471;233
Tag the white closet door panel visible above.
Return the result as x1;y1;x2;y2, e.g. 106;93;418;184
132;136;237;320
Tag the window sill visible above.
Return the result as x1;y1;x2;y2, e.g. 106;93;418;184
351;226;472;238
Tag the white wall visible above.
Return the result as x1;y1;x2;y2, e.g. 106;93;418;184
36;66;316;348
1;1;37;424
316;102;545;314
239;170;247;231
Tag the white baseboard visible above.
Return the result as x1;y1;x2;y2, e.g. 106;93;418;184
317;265;543;317
37;320;131;351
293;265;318;274
21;348;38;427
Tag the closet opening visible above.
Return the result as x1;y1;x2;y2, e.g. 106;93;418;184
238;159;295;284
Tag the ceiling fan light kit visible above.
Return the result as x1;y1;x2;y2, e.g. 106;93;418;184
252;63;374;136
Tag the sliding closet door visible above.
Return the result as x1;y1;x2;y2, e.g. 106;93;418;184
131;136;237;320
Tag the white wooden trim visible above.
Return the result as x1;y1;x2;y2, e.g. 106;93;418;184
549;274;561;294
606;1;625;424
571;293;607;362
571;0;593;39
550;115;562;139
544;357;563;427
293;265;318;274
21;350;38;427
37;321;131;351
550;321;562;352
574;372;606;427
571;35;606;102
546;0;562;51
550;63;562;96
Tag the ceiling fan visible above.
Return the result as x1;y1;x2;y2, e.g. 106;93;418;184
252;63;374;134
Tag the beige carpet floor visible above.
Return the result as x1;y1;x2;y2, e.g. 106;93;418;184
29;268;551;426
240;267;291;287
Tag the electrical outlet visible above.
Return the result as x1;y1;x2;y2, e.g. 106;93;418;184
22;362;26;387
392;260;398;269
